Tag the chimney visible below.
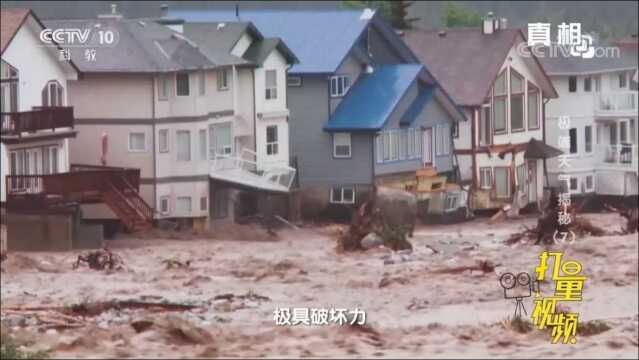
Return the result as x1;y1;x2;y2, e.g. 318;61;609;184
160;4;169;18
482;12;496;35
499;18;508;30
438;30;446;37
98;3;123;19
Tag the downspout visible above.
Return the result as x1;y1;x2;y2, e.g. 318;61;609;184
151;75;157;216
470;107;478;192
543;97;550;188
252;68;257;154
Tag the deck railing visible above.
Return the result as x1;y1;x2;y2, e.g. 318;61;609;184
0;106;74;136
210;148;297;190
597;144;638;170
596;92;638;115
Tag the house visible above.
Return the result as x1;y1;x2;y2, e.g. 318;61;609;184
1;8;138;251
404;14;559;212
45;7;297;229
541;47;638;200
169;7;466;219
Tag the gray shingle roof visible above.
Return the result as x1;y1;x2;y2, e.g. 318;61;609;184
404;27;558;106
44;18;244;73
182;22;253;67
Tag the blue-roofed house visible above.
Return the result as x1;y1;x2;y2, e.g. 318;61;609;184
169;7;466;218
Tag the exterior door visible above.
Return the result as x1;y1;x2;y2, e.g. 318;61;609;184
422;128;433;166
528;160;537;203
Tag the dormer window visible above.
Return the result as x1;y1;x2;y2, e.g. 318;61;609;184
265;70;277;100
42;80;64;107
330;75;351;98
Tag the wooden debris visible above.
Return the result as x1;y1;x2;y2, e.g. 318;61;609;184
72;247;124;271
162;258;191;270
432;260;498;275
605;204;639;234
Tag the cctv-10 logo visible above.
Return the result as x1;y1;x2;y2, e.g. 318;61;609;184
40;28;119;47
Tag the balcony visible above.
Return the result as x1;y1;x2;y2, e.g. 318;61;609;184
596;144;638;172
595;92;638;117
1;106;74;138
209;148;296;193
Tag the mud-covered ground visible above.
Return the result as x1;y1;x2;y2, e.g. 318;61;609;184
1;213;637;358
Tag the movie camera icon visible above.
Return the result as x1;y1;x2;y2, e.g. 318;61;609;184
499;272;539;318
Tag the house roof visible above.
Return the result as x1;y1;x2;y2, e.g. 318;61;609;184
538;47;638;76
181;22;254;67
403;27;558;106
324;64;423;132
243;37;298;66
1;8;30;54
167;8;374;74
44;18;245;73
399;85;436;126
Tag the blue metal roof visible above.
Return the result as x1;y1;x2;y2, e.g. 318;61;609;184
324;64;423;132
168;8;373;74
399;86;436;126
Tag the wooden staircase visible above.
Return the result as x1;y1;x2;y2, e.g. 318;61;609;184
102;175;153;233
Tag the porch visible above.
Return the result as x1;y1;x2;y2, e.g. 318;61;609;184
595;91;638;117
0;106;74;138
5;164;153;232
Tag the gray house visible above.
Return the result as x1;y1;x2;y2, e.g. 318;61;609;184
170;8;466;217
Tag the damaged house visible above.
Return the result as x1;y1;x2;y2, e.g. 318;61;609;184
541;46;638;202
404;13;560;212
169;7;467;220
1;8;148;251
44;6;298;230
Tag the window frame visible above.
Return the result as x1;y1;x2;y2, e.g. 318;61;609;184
618;72;627;88
200;196;208;211
158;129;169;153
479;167;492;189
176;196;192;214
444;193;459;212
266;125;279;156
527;82;540;130
569;127;578;154
330;186;356;204
199;129;207;160
584;125;593;154
158;75;169;101
287;76;302;87
435;125;450;156
265;69;278;100
568;75;577;93
585;174;595;192
176;130;191;162
198;71;206;96
583;76;592;92
493;166;511;199
493;70;508;134
329;75;351;98
333;132;352;158
217;69;229;91
159;196;170;215
42;80;64;107
479;103;492;146
175;72;190;97
128;132;147;153
509;68;525;133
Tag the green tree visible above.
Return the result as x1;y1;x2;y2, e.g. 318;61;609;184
443;2;483;28
390;1;420;30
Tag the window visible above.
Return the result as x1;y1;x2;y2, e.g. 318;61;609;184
568;76;577;92
176;196;192;214
209;124;232;157
51;146;58;173
266;125;278;155
493;71;507;133
479;167;492;189
594;75;601;92
618;72;627;88
527;83;539;130
444;193;458;211
176;72;190;96
585;126;592;153
330;75;351;97
389;131;399;160
198;72;206;96
570;177;578;191
159;196;170;215
199;129;207;160
435;125;449;155
176;130;191;161
620;120;628;143
333;133;351;158
200;196;207;211
330;187;355;204
287;76;302;87
516;164;527;192
494;167;510;199
452;122;459;138
585;175;594;192
510;69;524;131
42;147;50;174
42;80;64;106
265;70;277;100
158;75;169;100
159;129;169;153
217;69;229;90
480;105;492;146
584;76;592;92
129;132;146;152
569;128;577;154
